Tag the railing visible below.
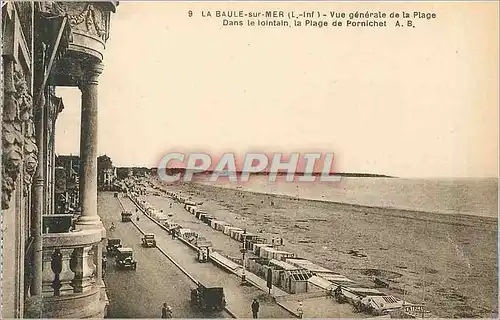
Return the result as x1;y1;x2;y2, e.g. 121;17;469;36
41;228;107;318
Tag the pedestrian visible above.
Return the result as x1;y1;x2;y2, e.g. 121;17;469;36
251;299;260;318
161;303;172;318
297;300;304;319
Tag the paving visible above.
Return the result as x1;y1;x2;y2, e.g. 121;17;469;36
119;194;292;319
98;192;231;318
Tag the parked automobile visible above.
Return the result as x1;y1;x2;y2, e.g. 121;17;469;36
115;247;137;270
106;238;122;256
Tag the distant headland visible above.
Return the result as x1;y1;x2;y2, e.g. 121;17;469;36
117;167;395;179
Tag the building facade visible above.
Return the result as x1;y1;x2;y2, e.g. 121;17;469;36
97;155;116;190
2;2;118;318
55;155;81;214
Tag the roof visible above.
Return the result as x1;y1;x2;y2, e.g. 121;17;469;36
285;258;335;274
144;233;155;236
117;247;133;252
284;269;313;281
242;233;256;237
346;287;384;296
254;243;272;248
269;259;300;271
272;250;293;255
318;273;355;284
308;275;335;290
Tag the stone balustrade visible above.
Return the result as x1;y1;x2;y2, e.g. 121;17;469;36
40;228;107;318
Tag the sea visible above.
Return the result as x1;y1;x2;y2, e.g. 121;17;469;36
197;176;498;219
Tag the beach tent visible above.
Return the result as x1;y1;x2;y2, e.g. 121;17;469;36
244;235;265;251
361;295;405;315
253;243;272;256
210;220;220;229
269;259;300;286
246;258;270;279
156;214;170;223
241;233;257;243
259;247;278;259
196;210;209;219
178;228;197;239
230;228;243;237
271;250;295;261
223;225;234;235
163;220;180;231
282;269;313;294
231;230;245;242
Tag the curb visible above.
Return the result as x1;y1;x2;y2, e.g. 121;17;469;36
123;195;238;319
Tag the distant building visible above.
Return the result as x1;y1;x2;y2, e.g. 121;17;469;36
55;155;81;213
97;155;117;190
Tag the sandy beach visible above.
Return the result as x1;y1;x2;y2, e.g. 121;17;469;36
159;181;498;318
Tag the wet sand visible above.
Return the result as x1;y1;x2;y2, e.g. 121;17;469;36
161;181;498;318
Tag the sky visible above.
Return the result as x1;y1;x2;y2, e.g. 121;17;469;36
55;1;499;178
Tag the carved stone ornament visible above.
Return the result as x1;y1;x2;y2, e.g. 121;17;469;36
48;2;108;41
2;61;39;209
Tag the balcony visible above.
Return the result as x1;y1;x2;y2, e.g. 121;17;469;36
39;1;118;87
34;227;107;318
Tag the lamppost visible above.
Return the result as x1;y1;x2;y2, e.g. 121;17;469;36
241;229;247;285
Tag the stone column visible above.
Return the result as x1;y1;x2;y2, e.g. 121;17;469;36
75;62;104;229
31;88;45;298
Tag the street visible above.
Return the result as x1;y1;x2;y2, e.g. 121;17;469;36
99;192;231;318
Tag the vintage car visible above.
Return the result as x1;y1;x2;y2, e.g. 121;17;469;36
141;233;156;247
115;248;137;270
106;238;122;256
121;211;132;222
191;282;226;311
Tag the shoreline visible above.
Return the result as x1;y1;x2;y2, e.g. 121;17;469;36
194;181;498;224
